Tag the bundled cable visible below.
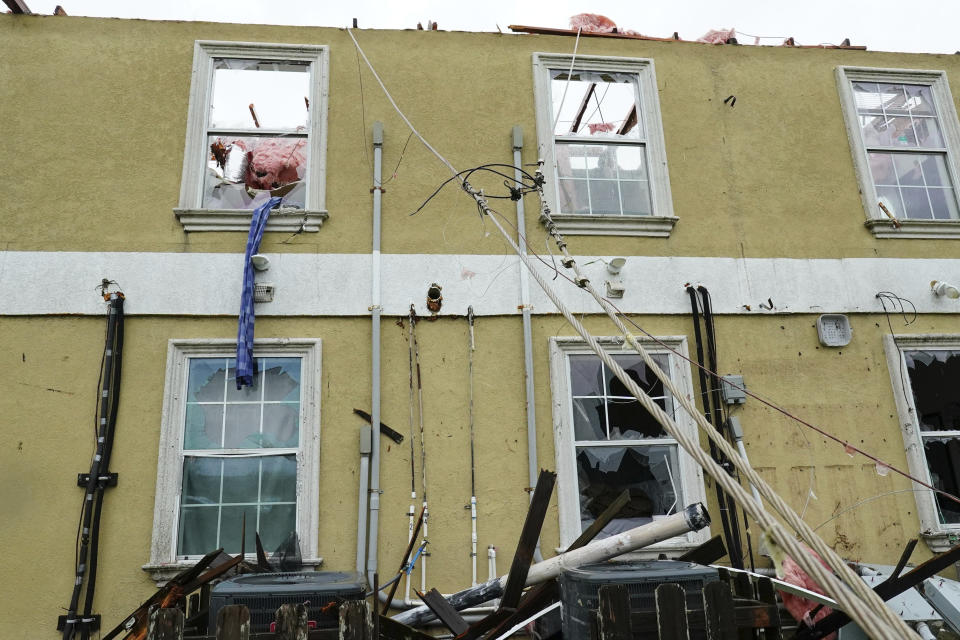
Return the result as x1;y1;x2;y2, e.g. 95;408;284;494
61;292;125;640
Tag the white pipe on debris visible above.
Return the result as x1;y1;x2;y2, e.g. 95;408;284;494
392;503;710;627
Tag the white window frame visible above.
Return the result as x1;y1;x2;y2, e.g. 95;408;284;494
175;41;330;233
883;334;960;551
548;336;708;553
837;66;960;238
533;53;677;237
144;338;322;583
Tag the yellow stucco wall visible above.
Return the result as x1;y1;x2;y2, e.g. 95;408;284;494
0;311;953;635
4;15;960;257
3;12;960;638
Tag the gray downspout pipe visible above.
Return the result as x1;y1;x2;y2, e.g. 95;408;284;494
360;121;384;583
513;126;543;563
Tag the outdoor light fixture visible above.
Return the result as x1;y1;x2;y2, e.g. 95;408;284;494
931;280;960;299
251;254;270;271
606;257;627;275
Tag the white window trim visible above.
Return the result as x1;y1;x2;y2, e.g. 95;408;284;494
837;66;960;238
175;41;330;233
548;336;709;554
533;53;677;237
144;338;322;583
883;334;960;552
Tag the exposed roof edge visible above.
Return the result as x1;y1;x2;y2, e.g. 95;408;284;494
507;24;867;50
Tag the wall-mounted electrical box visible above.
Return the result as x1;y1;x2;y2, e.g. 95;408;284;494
817;314;852;347
720;375;747;405
254;283;275;303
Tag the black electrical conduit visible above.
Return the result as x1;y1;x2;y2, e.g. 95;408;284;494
61;293;125;640
686;286;744;570
698;286;755;571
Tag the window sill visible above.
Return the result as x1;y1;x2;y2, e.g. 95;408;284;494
142;556;324;586
174;208;329;233
865;218;960;239
541;213;678;237
921;530;960;554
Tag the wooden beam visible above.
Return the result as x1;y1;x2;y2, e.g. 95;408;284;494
566;489;630;552
598;584;632;640
678;535;727;566
499;470;556;609
568;84;596;135
415;589;468;635
703;581;737;640
654;583;688;640
2;0;31;14
482;580;559;640
377;616;434;640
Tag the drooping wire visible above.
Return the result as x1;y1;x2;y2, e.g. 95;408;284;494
384;131;415;185
475;192;960;512
877;291;918;410
354;46;372;175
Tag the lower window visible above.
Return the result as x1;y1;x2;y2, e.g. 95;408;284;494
147;339;321;578
884;335;960;550
549;337;708;550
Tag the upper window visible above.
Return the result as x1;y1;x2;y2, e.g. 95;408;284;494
176;42;329;233
884;335;960;551
548;337;708;552
838;67;960;238
533;54;676;237
146;339;321;581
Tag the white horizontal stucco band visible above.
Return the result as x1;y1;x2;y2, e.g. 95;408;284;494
1;251;958;317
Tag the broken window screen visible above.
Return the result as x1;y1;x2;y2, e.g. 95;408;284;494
852;82;959;220
205;59;310;211
551;70;652;216
905;349;960;524
178;356;301;557
568;352;680;537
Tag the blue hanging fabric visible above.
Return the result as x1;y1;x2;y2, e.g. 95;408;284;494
236;196;282;389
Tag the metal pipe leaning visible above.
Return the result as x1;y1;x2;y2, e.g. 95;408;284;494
392;503;710;627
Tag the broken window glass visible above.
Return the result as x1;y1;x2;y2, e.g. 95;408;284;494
568;351;680;540
204;58;311;211
905;349;960;524
576;445;681;537
179;356;302;556
550;69;652;216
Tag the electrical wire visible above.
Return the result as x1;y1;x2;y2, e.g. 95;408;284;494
813;489;929;532
354;46;372;175
877;291;917;410
478;192;960;512
552;27;583;132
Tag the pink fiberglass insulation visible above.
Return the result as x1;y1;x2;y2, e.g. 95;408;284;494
568;13;640;36
569;13;617;32
697;27;736;44
778;549;837;640
244;138;306;191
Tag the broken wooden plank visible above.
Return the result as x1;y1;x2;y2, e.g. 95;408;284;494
499;469;557;609
415;588;468;635
654;583;688;640
755;577;783;639
216;605;250;640
565;489;630;552
678;535;727;566
147;607;184;640
889;537;918;581
353;409;403;444
275;603;309;640
703;581;737;640
255;533;276;573
382;506;425;615
598;584;632;640
377;615;434;640
338;600;372;640
482;580;559;640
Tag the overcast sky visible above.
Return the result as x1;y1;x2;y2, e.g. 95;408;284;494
21;0;960;55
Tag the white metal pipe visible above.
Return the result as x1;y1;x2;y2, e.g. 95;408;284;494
363;121;384;586
421;501;429;592
915;622;937;640
512;125;543;564
487;545;497;582
393;503;710;627
470;496;478;586
405;498;415;603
